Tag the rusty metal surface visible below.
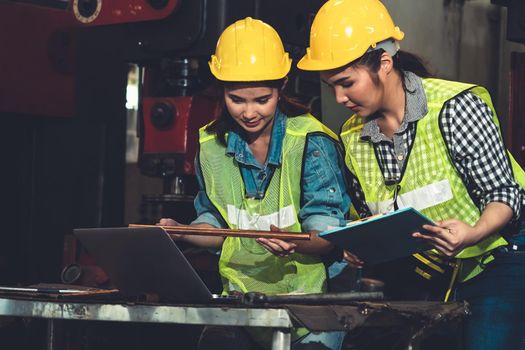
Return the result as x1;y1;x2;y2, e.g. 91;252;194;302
286;301;468;332
0;295;469;350
0;294;468;350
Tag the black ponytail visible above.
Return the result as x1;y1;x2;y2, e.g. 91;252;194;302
393;50;433;78
352;49;433;91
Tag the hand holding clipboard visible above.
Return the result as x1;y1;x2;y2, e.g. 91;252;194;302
320;207;434;265
320;207;458;301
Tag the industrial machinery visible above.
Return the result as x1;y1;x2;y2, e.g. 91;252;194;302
0;0;328;290
69;0;327;224
7;0;325;295
0;1;327;347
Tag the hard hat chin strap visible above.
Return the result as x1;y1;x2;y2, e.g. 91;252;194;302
367;39;400;57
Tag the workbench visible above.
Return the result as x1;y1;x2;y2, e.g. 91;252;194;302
0;295;467;350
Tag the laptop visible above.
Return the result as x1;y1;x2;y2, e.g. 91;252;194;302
73;227;229;303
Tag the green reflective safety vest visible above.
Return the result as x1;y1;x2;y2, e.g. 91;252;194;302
340;78;525;282
199;114;338;346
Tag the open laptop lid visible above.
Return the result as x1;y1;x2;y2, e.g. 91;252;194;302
73;227;214;303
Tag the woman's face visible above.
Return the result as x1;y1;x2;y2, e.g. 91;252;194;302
321;65;384;118
224;83;279;139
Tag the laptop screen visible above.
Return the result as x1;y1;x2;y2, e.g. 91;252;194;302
73;227;214;302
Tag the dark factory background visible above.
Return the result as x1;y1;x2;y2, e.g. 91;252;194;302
0;0;523;348
0;0;330;287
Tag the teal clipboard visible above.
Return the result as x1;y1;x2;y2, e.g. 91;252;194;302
320;207;435;265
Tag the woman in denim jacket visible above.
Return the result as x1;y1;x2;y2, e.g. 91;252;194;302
159;17;350;350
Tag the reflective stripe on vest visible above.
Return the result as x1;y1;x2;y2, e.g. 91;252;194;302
367;179;454;214
227;204;297;230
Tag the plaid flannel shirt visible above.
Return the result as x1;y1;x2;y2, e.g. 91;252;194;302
348;72;524;230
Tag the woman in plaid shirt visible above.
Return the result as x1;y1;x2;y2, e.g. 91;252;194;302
298;0;525;349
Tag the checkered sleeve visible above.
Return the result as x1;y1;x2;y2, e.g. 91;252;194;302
440;92;522;222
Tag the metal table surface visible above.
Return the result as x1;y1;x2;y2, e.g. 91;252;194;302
0;295;468;350
0;296;294;350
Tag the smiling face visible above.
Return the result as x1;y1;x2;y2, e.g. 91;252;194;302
321;64;385;118
223;83;280;141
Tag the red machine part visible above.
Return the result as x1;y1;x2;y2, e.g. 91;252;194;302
0;2;77;117
141;95;219;175
72;0;181;25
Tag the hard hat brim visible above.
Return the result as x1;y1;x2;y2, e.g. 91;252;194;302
209;60;291;82
297;55;356;72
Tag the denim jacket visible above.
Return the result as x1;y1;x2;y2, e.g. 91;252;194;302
192;109;350;232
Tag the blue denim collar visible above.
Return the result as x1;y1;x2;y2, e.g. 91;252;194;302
225;108;285;169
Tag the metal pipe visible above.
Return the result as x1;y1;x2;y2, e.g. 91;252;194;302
242;291;384;306
128;224;311;240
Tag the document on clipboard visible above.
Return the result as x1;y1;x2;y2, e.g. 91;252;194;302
319;207;435;265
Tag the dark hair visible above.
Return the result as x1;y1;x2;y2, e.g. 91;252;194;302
205;78;310;146
351;49;433;91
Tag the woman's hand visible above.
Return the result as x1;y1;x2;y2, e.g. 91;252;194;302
157;218;184;240
158;218;181;227
256;225;297;257
412;202;513;257
413;219;483;257
343;250;364;268
256;238;297;257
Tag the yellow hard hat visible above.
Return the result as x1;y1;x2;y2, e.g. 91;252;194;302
209;17;292;81
297;0;404;71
